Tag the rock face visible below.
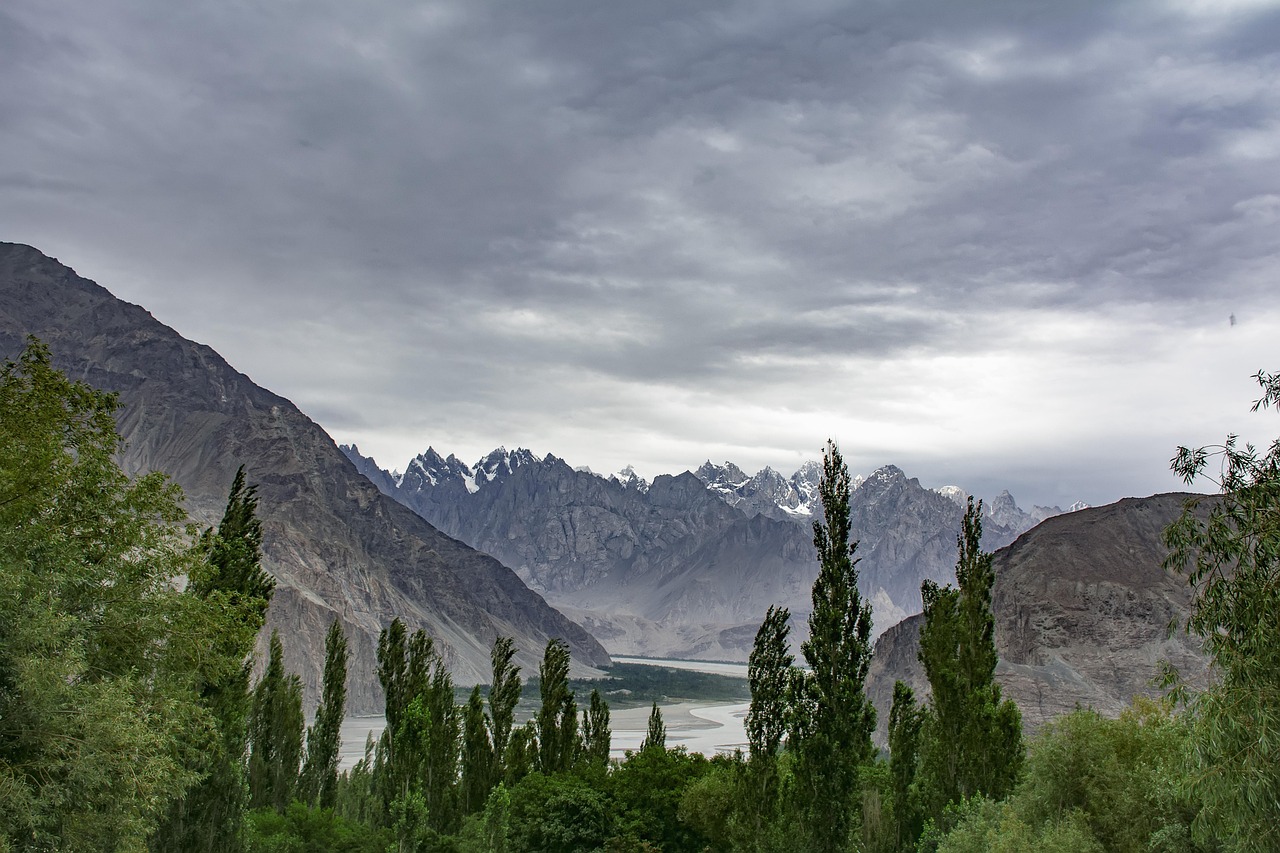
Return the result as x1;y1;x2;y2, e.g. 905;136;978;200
865;493;1212;743
345;446;1041;661
0;242;610;713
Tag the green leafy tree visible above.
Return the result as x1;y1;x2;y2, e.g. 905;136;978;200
248;631;305;813
299;619;348;809
374;621;461;840
1164;369;1280;850
640;702;667;753
580;689;612;769
887;681;925;851
536;638;578;774
916;497;1023;823
0;340;222;850
791;439;876;851
747;605;792;762
460;685;493;815
608;747;713;851
487;636;523;785
153;464;275;853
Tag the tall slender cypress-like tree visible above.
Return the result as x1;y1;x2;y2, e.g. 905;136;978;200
747;605;792;762
152;465;275;853
640;702;667;753
460;685;492;815
248;630;305;813
792;440;876;852
580;689;612;769
916;497;1023;823
536;638;578;774
887;681;925;851
300;619;348;808
487;636;522;785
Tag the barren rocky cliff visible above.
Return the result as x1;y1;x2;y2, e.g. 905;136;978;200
0;242;611;713
865;493;1212;742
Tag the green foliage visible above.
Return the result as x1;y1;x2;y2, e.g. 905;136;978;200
244;803;389;853
1164;369;1280;850
607;746;712;851
487;636;522;784
747;605;792;762
581;689;612;769
925;700;1201;853
459;685;492;815
580;662;749;706
916;497;1023;824
248;632;305;813
374;621;461;841
887;681;925;850
791;439;876;851
535;638;578;774
155;464;276;853
300;620;349;809
930;797;1104;853
639;702;666;753
506;772;612;853
0;340;263;852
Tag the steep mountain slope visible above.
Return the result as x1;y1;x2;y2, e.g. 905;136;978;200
865;493;1212;742
345;445;1038;660
0;242;610;713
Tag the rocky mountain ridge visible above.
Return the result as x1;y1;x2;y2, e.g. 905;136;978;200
343;444;1061;660
865;492;1211;742
0;242;610;714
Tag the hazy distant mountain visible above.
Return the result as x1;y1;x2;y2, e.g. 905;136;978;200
344;445;1060;660
865;493;1210;742
0;242;610;713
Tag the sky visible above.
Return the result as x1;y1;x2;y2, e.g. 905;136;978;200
3;0;1279;509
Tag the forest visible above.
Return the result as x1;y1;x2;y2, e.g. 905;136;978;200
1;337;1277;853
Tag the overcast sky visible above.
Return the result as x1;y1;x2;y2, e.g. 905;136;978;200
4;0;1279;508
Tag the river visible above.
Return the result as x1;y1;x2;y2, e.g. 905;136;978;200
338;657;750;768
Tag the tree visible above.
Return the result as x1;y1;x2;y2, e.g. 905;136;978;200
155;464;276;853
640;702;667;753
536;639;578;774
0;339;221;850
916;498;1023;823
299;619;348;809
887;682;925;851
580;689;612;769
461;685;493;815
374;620;461;838
747;605;792;762
487;636;522;785
1164;369;1280;850
791;439;876;851
248;631;305;813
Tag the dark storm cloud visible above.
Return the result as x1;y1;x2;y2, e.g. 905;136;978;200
2;0;1278;506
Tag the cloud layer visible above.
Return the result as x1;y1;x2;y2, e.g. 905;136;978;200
4;0;1279;507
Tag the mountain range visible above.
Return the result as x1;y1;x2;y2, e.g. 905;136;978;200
343;443;1074;660
0;242;610;713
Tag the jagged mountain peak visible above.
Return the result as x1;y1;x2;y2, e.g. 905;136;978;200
610;464;649;493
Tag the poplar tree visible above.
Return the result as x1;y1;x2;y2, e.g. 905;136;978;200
887;681;925;851
247;631;304;813
487;636;522;784
747;605;792;762
745;605;793;840
792;439;876;852
154;464;275;853
581;689;612;768
299;618;348;808
640;702;667;753
536;639;578;774
916;497;1023;822
460;686;492;815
